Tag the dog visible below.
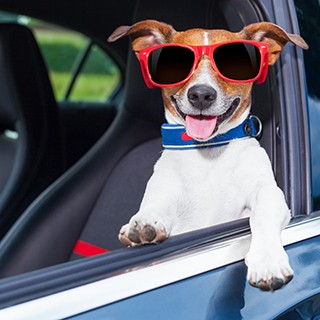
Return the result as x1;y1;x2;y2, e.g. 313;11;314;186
108;20;308;291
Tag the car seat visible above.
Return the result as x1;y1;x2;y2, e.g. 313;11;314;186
0;0;276;277
0;24;64;239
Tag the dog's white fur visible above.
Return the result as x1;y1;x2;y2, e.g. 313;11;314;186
124;111;293;286
108;20;308;290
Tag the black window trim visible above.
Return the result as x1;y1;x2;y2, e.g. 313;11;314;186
64;40;93;100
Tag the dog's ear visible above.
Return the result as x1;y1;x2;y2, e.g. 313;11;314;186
240;22;308;65
107;20;176;52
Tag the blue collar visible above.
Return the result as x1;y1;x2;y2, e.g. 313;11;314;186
161;116;260;150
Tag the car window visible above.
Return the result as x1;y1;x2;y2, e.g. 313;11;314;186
32;22;121;102
67;44;120;101
294;0;320;211
0;12;121;102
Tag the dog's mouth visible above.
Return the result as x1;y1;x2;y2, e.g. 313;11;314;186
171;97;241;141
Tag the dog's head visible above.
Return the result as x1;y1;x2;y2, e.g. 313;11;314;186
108;20;308;141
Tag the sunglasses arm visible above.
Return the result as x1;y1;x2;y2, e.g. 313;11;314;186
256;45;269;84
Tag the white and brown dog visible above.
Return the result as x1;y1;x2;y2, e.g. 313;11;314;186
108;20;308;291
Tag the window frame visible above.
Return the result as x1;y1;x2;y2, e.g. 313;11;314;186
293;0;320;212
270;0;312;216
64;40;93;100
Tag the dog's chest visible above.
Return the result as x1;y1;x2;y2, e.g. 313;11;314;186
157;140;259;230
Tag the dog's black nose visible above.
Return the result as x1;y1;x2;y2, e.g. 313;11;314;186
187;85;217;110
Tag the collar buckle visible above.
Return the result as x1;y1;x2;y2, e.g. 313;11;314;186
248;115;262;138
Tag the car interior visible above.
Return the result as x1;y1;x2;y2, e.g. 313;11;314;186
0;0;285;280
0;23;65;239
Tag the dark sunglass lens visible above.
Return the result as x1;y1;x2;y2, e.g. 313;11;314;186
213;43;261;80
148;46;194;85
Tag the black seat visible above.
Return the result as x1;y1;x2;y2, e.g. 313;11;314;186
0;0;275;277
0;24;64;238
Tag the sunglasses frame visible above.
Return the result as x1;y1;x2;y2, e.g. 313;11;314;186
137;40;269;88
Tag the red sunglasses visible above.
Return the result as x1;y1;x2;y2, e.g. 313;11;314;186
137;40;269;88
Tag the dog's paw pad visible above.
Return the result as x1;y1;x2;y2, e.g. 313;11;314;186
249;274;293;291
119;224;137;246
246;247;294;291
141;225;156;242
128;228;142;244
118;220;168;246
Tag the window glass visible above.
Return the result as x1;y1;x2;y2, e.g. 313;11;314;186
294;0;320;210
32;22;120;102
32;24;88;100
69;44;120;101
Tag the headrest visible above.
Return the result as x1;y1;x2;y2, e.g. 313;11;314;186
123;51;165;125
0;23;55;131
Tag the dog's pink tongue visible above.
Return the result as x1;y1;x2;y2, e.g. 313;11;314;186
185;115;217;140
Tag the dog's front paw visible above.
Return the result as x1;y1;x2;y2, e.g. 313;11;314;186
245;247;293;291
119;217;168;246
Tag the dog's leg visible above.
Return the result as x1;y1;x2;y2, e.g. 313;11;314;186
245;184;293;291
119;158;180;246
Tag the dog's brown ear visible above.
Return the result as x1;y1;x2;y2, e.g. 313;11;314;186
240;22;308;65
107;20;176;52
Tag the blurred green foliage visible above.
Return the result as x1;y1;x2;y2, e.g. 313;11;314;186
33;28;120;100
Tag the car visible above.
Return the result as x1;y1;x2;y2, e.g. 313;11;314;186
0;0;319;319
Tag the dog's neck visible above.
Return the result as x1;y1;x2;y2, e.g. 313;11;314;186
161;116;260;150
